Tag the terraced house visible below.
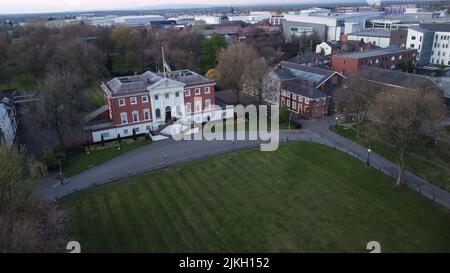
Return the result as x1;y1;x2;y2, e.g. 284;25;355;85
85;70;226;142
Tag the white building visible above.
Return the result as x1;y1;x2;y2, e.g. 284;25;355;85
0;97;17;147
229;12;271;24
194;15;227;25
269;14;285;25
406;24;450;66
282;11;384;41
113;15;166;26
315;42;334;55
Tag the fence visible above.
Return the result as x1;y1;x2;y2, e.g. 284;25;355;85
52;134;450;209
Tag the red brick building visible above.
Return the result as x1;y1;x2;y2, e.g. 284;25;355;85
270;61;345;118
85;70;225;142
280;80;330;119
332;46;417;74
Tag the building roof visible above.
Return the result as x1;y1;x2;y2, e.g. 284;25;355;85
348;29;391;38
288;52;331;65
105;71;162;95
419;23;450;32
333;46;414;59
271;67;296;80
156;70;213;86
105;70;212;95
280;61;337;86
358;66;440;91
281;80;328;99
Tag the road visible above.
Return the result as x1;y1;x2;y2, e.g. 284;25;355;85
40;116;450;209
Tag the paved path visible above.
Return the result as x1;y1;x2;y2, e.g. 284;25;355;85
40;117;450;209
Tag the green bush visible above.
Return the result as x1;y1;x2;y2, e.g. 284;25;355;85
42;146;59;169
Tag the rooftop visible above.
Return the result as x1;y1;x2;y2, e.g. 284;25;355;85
358;66;440;91
419;23;450;32
156;70;212;86
105;70;212;95
348;29;391;38
281;80;328;99
333;46;414;59
280;61;336;85
105;71;162;95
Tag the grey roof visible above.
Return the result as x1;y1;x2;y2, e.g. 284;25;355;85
358;66;440;91
281;80;328;99
106;71;162;95
105;70;211;95
280;61;335;85
419;23;450;32
333;46;414;59
271;67;296;80
348;29;391;38
202;29;239;36
288;52;331;65
156;70;212;86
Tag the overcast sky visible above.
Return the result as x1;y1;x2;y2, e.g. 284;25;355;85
0;0;311;14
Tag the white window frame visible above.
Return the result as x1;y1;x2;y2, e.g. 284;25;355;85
195;100;202;112
195;88;201;95
142;95;149;103
143;109;150;121
185;102;192;114
120;112;128;124
205;87;210;94
205;99;211;110
118;98;126;107
130;97;137;105
132;111;139;122
154;95;159;100
184;90;190;97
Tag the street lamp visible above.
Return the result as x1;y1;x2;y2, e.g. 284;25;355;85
367;149;371;165
335;116;339;128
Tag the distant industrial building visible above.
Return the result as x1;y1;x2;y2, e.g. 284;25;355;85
282;12;384;42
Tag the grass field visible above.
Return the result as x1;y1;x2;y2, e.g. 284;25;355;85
63;138;150;177
60;142;450;253
332;124;450;192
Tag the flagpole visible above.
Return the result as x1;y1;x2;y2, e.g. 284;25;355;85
161;46;166;78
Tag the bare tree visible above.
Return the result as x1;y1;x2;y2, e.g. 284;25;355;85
337;76;376;137
0;145;67;253
30;70;86;151
216;43;259;104
241;57;269;105
369;87;445;186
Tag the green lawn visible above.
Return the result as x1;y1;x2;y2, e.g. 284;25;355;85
0;71;36;91
60;142;450;253
63;138;150;177
332;124;450;192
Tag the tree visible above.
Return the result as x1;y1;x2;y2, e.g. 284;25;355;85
202;34;227;72
241;57;269;104
401;60;414;73
336;76;376;138
368;87;445;186
0;144;67;252
216;43;259;104
279;105;290;123
29;70;86;151
205;68;219;81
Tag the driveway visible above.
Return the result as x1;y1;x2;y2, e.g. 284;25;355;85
40;118;450;209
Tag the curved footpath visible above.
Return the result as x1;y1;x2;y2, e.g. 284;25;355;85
40;117;450;209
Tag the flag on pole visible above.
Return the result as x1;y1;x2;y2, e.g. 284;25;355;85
163;59;172;74
161;46;172;77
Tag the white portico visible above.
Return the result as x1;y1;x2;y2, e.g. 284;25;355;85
147;77;186;130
